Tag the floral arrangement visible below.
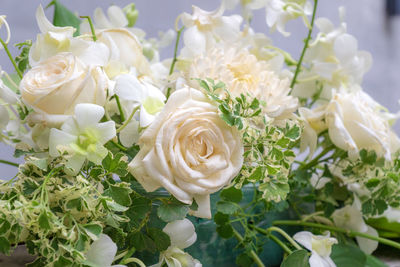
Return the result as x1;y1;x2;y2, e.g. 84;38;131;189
0;0;400;266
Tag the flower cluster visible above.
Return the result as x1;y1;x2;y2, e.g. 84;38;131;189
0;0;399;266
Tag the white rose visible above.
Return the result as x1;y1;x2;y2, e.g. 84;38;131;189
20;52;108;116
325;88;400;160
129;87;243;218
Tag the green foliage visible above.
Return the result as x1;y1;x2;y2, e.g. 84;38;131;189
281;250;310;267
14;40;32;74
330;244;366;267
48;0;80;36
157;198;190;222
198;79;301;203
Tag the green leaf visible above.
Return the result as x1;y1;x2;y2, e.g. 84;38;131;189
38;211;52;230
214;212;229;225
157;200;189;222
249;98;260;110
105;200;129;212
365;254;389;267
221;113;235;126
107;183;132;206
0;236;10;254
31;158;48;171
249;166;264;181
125;195;152;231
129;231;156;252
281;250;310;267
54;256;73;267
220;187;243;203
360;149;377;165
147;228;171;252
22;179;39;195
236;253;253;267
330;244;366;267
0;220;10;235
102;152;128;177
285;124;301;140
14;40;32;74
75;233;88;251
216;223;233;239
196;79;210;92
83;223;102;240
216;200;238;215
49;0;80;36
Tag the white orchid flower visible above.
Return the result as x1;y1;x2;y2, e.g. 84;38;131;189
85;234;126;267
264;0;312;37
30;5;109;67
49;104;116;175
151;219;202;267
331;199;378;254
114;73;165;128
179;4;242;58
293;231;337;267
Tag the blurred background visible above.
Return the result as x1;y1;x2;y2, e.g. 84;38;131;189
1;0;400;179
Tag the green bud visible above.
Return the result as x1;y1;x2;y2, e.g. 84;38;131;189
123;3;139;27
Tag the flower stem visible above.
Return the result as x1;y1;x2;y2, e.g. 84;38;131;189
273;220;400;250
0;159;19;167
0;37;23;79
250;225;302;251
80;16;97;41
120;257;146;267
289;0;318;91
300;144;334;170
114;95;126;122
116;106;140;133
166;26;184;100
232;228;265;267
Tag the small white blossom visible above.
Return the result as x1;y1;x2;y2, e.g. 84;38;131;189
294;231;337;267
49;104;116;175
86;234;126;267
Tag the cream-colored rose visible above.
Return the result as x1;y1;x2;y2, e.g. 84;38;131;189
301;87;400;160
20;52;108;116
326;89;400;160
96;28;150;77
129;87;243;218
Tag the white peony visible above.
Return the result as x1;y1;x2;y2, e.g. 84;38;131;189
20;52;108;117
128;87;243;218
294;231;337;267
187;46;298;122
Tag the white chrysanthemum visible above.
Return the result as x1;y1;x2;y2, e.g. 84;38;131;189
188;47;298;121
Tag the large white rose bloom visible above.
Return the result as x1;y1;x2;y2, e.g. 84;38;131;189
129;87;243;218
20;52;108;116
300;87;400;160
188;46;298;122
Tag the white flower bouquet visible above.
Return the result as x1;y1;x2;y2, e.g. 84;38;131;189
0;0;399;266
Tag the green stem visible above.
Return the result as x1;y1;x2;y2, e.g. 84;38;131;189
254;226;302;250
300;144;334;170
80;16;97;41
116;106;140;134
118;247;136;265
289;0;318;90
0;159;19;167
110;140;127;152
273;220;400;250
269;234;293;254
166;26;184;100
232;228;265;267
0;37;23;79
114;95;126;123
